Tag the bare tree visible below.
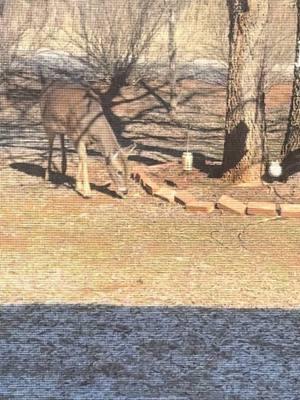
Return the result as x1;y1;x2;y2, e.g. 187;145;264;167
70;0;166;94
263;1;296;89
222;0;269;183
199;0;295;88
167;0;178;114
164;0;199;114
281;0;300;171
194;0;229;67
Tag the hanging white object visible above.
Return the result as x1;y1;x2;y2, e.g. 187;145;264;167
182;151;193;172
268;161;282;178
182;131;193;172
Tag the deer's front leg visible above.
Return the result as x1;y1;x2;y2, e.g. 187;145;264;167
77;141;91;198
75;158;83;193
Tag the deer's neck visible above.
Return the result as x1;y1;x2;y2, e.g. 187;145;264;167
90;121;120;158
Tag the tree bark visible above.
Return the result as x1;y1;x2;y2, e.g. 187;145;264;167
168;1;177;114
222;0;269;183
281;0;300;171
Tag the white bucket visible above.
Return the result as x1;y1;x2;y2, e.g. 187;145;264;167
182;151;193;172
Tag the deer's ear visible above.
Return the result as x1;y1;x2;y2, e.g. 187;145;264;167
122;143;136;157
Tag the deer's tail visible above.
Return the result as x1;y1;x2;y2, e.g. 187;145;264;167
39;66;46;86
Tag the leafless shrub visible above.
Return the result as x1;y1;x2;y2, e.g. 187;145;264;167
69;0;167;88
0;0;28;83
0;0;50;84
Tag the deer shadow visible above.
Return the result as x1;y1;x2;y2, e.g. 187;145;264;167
10;162;122;199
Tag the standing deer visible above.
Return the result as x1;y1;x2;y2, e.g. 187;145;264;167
40;81;135;198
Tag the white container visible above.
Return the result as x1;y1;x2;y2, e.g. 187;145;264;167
182;151;193;172
268;161;282;178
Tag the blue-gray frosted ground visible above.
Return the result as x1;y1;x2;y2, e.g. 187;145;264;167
0;306;299;399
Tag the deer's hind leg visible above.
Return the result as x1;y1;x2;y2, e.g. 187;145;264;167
60;134;67;175
76;140;91;198
45;134;56;181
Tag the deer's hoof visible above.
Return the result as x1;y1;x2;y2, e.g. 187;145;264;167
76;189;92;198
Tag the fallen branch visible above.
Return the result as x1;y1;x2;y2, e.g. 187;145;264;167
237;216;282;250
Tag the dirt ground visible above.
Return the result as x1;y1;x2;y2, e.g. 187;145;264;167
0;78;299;308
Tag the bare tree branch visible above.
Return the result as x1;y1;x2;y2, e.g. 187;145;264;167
68;0;167;86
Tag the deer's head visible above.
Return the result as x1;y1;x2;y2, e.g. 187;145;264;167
106;143;136;197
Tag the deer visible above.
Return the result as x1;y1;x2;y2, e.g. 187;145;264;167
40;81;135;198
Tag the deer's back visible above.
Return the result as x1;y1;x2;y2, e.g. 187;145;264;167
40;82;111;145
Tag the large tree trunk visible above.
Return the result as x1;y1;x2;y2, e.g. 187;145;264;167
281;0;300;172
222;0;269;183
168;0;177;114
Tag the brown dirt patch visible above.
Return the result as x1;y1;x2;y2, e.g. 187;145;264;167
266;84;293;110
